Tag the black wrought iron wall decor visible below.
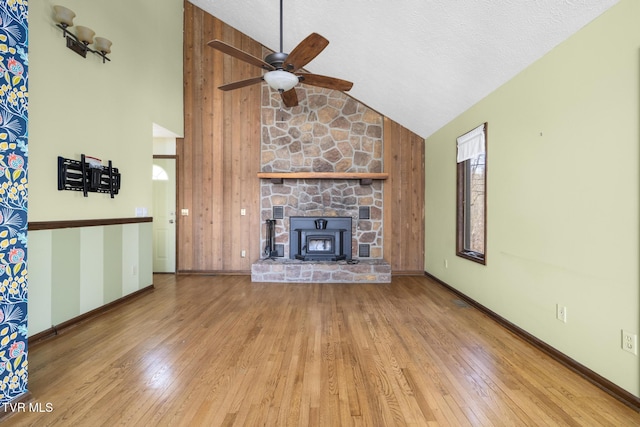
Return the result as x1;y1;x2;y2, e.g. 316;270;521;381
57;154;121;198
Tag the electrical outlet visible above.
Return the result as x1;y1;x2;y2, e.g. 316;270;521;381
240;208;246;216
622;330;638;355
241;250;246;258
556;304;567;323
444;259;448;268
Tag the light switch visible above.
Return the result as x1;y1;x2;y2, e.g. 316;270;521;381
181;209;189;216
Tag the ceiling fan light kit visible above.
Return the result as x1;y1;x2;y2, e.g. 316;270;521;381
264;70;299;92
206;0;352;107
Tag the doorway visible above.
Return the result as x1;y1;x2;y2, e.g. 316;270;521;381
152;156;177;272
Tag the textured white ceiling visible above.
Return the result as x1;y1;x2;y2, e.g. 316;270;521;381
188;0;618;137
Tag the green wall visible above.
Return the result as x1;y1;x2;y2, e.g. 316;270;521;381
29;0;184;221
425;0;639;397
26;1;183;335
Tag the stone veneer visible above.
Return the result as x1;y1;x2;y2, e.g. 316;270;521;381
251;259;391;283
259;84;385;261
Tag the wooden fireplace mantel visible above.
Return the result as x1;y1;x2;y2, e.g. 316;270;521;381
257;172;389;185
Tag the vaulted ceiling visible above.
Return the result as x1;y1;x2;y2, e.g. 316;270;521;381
188;0;618;138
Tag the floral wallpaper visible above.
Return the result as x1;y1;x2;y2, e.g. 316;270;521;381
0;0;28;403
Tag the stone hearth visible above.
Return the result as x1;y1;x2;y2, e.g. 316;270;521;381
251;259;391;283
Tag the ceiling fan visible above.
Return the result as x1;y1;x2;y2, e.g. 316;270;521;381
207;0;353;107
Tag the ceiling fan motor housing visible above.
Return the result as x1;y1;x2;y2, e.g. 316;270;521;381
265;51;289;69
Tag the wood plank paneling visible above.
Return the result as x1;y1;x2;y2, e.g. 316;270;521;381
180;6;195;270
383;118;425;273
179;2;262;272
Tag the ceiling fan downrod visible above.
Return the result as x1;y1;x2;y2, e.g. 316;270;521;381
264;0;288;69
279;0;283;53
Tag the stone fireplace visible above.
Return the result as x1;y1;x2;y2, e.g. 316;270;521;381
251;79;391;283
261;179;383;260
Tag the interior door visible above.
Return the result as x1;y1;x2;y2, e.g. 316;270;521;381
152;158;176;272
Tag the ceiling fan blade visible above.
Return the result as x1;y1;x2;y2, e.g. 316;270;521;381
208;39;275;71
218;76;264;91
298;73;353;92
281;88;298;107
284;33;329;72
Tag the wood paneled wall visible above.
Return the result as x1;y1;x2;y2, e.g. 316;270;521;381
383;119;425;274
179;2;262;272
180;2;425;274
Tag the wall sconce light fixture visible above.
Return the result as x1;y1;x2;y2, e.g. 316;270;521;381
53;5;112;63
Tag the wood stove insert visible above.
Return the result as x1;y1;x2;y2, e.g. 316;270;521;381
290;216;352;261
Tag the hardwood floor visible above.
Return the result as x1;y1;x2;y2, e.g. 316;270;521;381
8;274;640;426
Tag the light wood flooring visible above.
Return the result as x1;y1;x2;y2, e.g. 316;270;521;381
7;274;640;426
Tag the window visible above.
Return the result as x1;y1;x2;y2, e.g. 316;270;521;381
456;123;487;264
152;164;169;181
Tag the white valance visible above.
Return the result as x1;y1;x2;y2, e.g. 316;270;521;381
456;123;485;163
